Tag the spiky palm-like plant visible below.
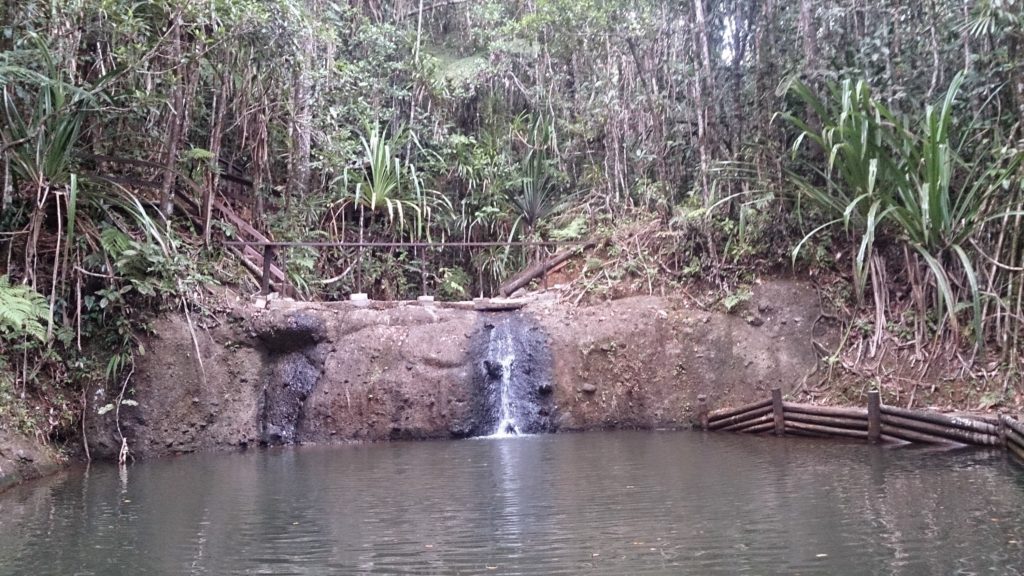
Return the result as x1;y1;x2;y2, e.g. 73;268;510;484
782;73;1023;352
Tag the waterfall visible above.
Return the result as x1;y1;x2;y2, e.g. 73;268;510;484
488;321;520;437
475;313;556;438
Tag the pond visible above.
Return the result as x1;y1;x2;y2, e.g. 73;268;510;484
2;431;1024;575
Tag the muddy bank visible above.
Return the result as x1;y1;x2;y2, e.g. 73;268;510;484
83;280;821;459
537;280;821;430
0;431;62;494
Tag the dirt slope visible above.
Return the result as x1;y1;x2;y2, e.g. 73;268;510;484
81;279;820;459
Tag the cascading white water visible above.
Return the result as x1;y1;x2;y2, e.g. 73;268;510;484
475;313;554;438
489;321;520;437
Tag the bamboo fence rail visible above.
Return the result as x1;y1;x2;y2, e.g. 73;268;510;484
697;389;1024;463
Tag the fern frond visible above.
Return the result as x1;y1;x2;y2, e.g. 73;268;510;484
0;276;50;343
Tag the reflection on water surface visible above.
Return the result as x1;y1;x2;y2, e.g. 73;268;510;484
2;431;1024;575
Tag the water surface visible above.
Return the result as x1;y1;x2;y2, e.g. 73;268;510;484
2;431;1024;575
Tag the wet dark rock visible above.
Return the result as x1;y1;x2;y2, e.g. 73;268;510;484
469;312;557;436
257;312;328;446
255;312;327;351
449;423;476;438
483;360;504;379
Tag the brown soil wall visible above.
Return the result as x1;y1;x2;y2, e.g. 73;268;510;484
77;279;821;460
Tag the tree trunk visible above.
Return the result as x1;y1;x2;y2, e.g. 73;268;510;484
203;70;228;244
753;0;778;181
287;13;314;201
159;14;184;217
692;0;715;202
799;0;818;76
731;4;750;157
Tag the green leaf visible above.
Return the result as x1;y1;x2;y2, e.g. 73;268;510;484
0;276;50;343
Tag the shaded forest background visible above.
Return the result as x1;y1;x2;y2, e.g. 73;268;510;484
1;0;1023;441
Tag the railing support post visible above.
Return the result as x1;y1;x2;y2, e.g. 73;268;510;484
867;390;881;443
356;245;363;294
419;245;428;295
260;244;275;295
771;387;784;436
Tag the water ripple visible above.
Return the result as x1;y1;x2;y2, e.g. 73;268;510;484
2;432;1024;575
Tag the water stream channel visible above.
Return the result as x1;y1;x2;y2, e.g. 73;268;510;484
2;431;1023;575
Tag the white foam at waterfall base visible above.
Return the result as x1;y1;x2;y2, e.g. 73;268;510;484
488;320;521;438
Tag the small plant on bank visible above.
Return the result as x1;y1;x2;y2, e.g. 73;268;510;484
0;276;49;343
721;288;752;314
436;266;472;300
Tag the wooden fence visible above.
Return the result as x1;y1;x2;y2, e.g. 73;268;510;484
696;388;1024;462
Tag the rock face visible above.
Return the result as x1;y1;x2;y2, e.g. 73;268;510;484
254;312;327;444
85;280;821;459
0;430;61;494
474;313;556;435
535;281;822;431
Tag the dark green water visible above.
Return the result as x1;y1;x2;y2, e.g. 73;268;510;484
2;431;1024;575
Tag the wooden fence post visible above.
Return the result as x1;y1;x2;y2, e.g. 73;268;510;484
867;390;881;443
771;387;784;436
260;244;275;295
697;395;709;430
999;412;1008;448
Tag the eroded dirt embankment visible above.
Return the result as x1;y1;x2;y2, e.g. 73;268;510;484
75;279;820;460
0;431;61;494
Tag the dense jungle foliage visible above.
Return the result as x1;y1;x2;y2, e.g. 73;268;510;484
1;0;1023;442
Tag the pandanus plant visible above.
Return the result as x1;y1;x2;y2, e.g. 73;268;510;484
507;116;563;243
330;124;452;238
2;35;175;346
2;41;87;291
327;124;451;291
781;73;1023;353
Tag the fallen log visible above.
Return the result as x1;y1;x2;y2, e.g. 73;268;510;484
784;427;828;438
881;423;958;445
1006;428;1024;452
949;412;1001;425
1002;415;1024;438
498;243;593;296
1006;436;1024;462
739;421;775;434
473;298;528;311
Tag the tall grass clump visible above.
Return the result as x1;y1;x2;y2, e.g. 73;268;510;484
782;73;1023;368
